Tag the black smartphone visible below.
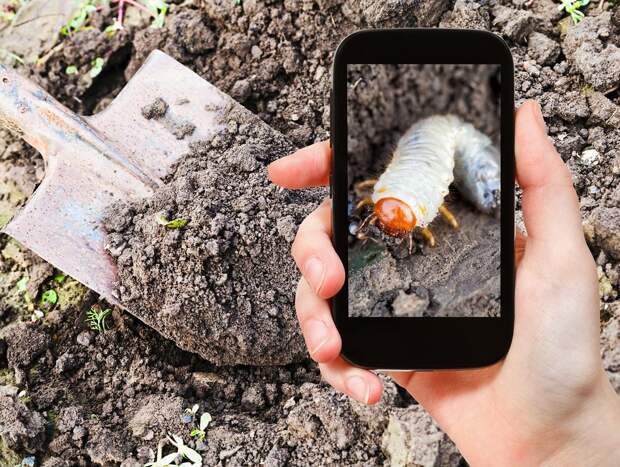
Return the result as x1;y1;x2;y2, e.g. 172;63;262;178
330;29;515;370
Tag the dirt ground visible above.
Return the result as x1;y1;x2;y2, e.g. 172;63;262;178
0;1;619;466
347;63;501;317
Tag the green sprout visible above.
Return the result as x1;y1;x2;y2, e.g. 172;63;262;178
167;434;202;465
60;0;98;36
558;0;590;24
142;0;169;28
108;0;169;33
40;289;58;306
66;65;78;75
53;274;67;284
104;20;123;36
156;214;189;229
89;57;105;78
190;412;212;441
16;276;34;311
86;305;112;333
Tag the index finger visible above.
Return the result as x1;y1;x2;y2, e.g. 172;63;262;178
268;140;331;188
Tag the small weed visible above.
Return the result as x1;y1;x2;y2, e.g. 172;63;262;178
156;213;189;229
60;0;169;38
85;305;112;333
145;433;203;467
109;0;169;34
66;65;78;75
53;274;67;284
60;0;98;36
190;412;212;441
40;289;58;306
558;0;590;24
16;276;34;312
89;57;105;78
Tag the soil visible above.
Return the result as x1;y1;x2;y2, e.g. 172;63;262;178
103;104;323;366
346;63;501;317
0;0;619;466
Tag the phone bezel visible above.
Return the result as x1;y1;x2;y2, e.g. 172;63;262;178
331;28;515;370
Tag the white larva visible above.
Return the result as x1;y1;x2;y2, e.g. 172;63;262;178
371;114;500;229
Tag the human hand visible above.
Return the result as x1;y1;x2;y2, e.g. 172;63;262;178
268;101;620;466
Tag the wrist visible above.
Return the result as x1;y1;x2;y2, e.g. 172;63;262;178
539;377;620;466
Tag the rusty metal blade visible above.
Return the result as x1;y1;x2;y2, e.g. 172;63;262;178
0;50;238;302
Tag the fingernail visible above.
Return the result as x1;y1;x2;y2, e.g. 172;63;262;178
306;319;329;356
304;256;325;294
346;375;370;404
532;101;546;130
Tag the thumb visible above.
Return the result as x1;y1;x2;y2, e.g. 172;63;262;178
515;101;584;249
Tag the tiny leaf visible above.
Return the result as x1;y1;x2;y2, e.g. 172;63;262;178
41;289;58;305
89;57;105;78
66;65;78;75
53;274;67;284
199;412;212;431
156;214;188;229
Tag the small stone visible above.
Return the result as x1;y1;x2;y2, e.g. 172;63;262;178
76;331;92;347
580;148;600;166
587;91;620;128
528;32;561;66
141;98;168;120
250;45;263;59
230;79;252;101
241;384;266;410
54;352;79;374
492;6;536;42
522;60;540;76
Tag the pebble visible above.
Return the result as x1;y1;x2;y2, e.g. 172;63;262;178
76;331;92;346
580;148;599;166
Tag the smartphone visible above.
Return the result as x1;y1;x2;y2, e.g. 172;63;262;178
330;29;515;370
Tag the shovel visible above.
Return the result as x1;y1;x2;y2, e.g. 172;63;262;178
0;50;240;306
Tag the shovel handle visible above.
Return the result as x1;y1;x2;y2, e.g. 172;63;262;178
0;64;157;188
0;64;85;160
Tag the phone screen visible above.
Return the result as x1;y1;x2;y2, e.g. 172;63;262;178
347;64;501;318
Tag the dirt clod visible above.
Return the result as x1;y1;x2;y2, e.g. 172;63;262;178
563;11;620;92
0;396;47;452
104;106;322;366
590;207;620;260
141;97;169;120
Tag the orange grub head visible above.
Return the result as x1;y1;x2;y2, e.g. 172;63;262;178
374;197;416;237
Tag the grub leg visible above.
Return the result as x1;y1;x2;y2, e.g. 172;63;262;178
354;178;378;196
357;213;377;234
355;196;373;212
421;227;436;247
439;204;459;230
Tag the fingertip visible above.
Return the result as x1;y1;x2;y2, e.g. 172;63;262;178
308;327;341;363
344;372;383;405
365;375;384;405
266;156;288;185
316;257;345;300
